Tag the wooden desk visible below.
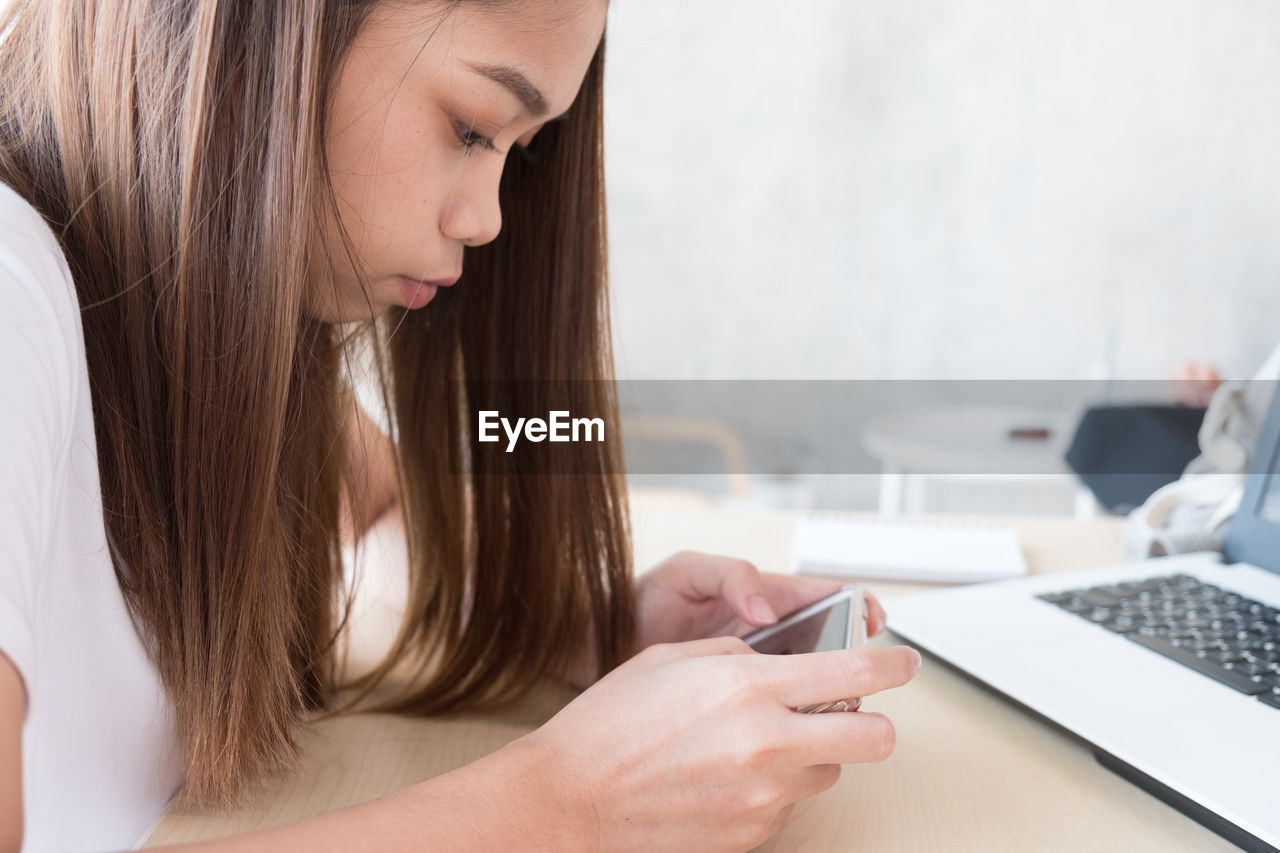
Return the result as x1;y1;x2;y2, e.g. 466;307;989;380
142;506;1236;851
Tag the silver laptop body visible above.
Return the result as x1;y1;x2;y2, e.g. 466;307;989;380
888;392;1280;852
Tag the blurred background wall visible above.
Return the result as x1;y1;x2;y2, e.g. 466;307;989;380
602;0;1280;382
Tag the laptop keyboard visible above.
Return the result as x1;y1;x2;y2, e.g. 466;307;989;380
1037;574;1280;711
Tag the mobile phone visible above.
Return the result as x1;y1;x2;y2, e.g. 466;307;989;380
741;585;866;713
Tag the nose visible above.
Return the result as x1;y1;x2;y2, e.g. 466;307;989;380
440;162;504;248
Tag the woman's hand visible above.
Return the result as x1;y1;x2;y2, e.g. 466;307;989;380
555;551;888;690
632;550;888;654
519;636;921;852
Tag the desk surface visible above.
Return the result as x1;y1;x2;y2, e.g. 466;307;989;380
142;506;1236;852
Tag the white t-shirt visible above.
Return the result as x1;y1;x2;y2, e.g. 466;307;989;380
0;181;184;851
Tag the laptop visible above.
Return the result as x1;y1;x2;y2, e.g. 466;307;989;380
886;388;1280;852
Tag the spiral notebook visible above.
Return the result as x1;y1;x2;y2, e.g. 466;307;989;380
788;516;1027;584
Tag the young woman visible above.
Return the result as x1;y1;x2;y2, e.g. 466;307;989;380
0;1;921;850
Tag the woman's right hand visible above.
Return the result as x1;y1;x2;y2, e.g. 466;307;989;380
519;636;922;853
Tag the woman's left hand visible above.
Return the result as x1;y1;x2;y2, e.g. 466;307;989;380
556;551;889;689
631;550;888;654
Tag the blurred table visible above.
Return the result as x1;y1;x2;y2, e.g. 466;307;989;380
141;502;1235;852
861;405;1100;518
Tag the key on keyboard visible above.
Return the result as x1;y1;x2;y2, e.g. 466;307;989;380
1037;574;1280;710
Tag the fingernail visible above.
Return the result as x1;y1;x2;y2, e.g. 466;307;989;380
746;594;777;624
911;649;923;672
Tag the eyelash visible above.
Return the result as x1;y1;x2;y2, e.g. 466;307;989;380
455;123;497;156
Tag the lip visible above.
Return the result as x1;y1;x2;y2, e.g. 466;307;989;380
397;274;460;310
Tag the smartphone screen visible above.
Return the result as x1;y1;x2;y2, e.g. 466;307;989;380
741;586;867;713
742;586;865;655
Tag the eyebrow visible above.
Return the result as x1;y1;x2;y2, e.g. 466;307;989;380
465;61;550;119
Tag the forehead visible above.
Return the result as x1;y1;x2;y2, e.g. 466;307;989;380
363;0;607;115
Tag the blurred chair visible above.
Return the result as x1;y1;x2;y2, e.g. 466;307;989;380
622;415;753;506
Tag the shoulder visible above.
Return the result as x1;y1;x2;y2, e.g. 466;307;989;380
0;181;85;463
0;181;77;326
0;184;81;709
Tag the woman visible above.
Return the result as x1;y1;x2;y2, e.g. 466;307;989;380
0;0;920;850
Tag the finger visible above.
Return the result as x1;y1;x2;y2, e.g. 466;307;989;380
633;635;757;667
668;635;758;659
790;711;899;765
765;645;921;708
798;763;842;798
756;572;846;622
674;553;780;626
865;591;888;636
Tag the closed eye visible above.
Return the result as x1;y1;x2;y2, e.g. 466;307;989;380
451;119;497;156
451;107;572;159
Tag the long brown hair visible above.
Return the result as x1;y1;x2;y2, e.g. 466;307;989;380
0;0;632;807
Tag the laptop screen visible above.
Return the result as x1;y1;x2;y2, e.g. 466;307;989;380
1260;450;1280;525
1224;385;1280;573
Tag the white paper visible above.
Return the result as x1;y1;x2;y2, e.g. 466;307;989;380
789;516;1027;584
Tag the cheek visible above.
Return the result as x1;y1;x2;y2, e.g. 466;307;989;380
326;108;455;262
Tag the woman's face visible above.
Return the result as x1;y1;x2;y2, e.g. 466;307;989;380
309;0;607;323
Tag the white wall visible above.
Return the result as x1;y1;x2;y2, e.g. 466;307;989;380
603;0;1280;380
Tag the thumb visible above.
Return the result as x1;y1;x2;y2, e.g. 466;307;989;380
663;551;781;626
717;560;778;627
